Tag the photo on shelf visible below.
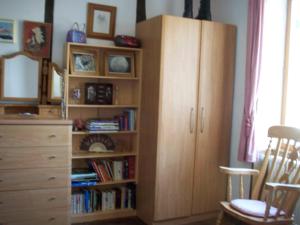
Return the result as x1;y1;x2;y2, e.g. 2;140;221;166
70;48;99;75
104;51;135;77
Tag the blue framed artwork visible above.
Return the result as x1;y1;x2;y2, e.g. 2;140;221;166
0;19;16;43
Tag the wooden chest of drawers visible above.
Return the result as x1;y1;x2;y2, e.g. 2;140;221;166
0;119;72;225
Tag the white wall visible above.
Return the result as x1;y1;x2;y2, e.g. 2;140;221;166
0;0;45;55
52;0;185;67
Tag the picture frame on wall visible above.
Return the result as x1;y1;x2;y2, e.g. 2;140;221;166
23;21;52;58
104;51;135;77
0;19;16;43
70;48;99;76
86;3;117;40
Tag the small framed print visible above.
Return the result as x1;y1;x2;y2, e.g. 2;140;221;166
87;3;116;40
70;48;99;76
104;51;135;77
23;21;52;58
0;19;16;43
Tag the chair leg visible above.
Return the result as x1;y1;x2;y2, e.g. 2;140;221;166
216;210;224;225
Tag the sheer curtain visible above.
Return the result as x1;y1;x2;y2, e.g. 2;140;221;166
238;0;265;163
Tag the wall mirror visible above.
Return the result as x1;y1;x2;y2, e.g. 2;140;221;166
48;63;63;103
0;51;41;102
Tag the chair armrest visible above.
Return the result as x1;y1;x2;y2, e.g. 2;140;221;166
265;182;300;192
219;166;260;176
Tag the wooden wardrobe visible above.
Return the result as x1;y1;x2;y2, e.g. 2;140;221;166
136;15;236;225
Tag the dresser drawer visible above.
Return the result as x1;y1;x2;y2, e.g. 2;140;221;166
0;146;71;169
39;106;61;118
0;188;70;212
0;125;71;147
0;168;70;191
0;207;69;225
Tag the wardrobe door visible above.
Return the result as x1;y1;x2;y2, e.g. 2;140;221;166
192;21;236;214
154;16;201;221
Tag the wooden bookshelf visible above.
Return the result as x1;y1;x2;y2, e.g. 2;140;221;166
72;152;137;159
71;208;137;224
72;130;137;135
65;43;142;223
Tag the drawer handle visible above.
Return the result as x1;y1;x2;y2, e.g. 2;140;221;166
48;176;56;181
0;158;2;161
0;180;3;183
48;134;56;138
48;110;54;113
48;156;56;160
0;201;3;205
48;217;56;221
48;197;56;201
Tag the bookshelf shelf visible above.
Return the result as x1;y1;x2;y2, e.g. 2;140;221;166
66;43;142;223
72;152;137;159
67;104;139;109
72;130;137;135
68;74;140;81
71;208;137;223
72;179;136;188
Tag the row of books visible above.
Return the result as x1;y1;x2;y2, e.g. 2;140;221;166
84;109;136;132
71;170;98;187
90;157;135;183
86;119;119;132
115;109;136;131
72;185;136;214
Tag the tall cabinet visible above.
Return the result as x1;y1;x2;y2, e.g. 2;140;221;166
136;15;236;224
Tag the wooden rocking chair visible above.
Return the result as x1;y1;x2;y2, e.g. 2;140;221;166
216;126;300;225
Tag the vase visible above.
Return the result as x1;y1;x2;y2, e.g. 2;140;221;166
183;0;193;18
196;0;212;21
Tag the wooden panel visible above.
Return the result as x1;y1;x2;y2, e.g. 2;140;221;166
192;21;236;214
0;167;70;191
0;207;69;225
0;125;71;147
0;146;71;169
136;16;163;225
154;16;201;221
0;188;70;212
39;105;61;118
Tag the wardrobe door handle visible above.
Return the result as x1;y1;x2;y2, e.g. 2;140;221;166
200;107;205;133
48;176;56;181
190;107;195;133
48;134;56;138
48;217;56;221
48;197;56;201
48;156;56;160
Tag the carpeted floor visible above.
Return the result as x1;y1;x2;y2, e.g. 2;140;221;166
75;217;215;225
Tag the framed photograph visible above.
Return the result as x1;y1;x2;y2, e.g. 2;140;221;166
0;19;16;43
87;3;116;40
70;48;99;76
85;83;113;105
23;21;52;58
104;51;135;77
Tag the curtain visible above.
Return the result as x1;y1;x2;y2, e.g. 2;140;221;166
238;0;265;163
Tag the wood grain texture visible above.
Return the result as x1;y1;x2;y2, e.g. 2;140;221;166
192;21;236;215
0;146;70;169
0;125;71;147
136;16;163;225
154;15;201;221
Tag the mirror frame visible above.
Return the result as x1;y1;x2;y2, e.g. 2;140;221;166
47;62;64;103
0;51;42;102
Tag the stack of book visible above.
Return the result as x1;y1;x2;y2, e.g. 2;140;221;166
90;157;135;183
72;184;136;214
71;170;98;187
115;109;136;131
86;119;119;132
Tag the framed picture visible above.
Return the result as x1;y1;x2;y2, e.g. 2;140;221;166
85;83;113;105
104;51;135;77
0;19;16;43
70;48;99;76
87;3;116;40
23;21;52;58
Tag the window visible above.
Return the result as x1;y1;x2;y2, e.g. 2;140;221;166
256;0;299;150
